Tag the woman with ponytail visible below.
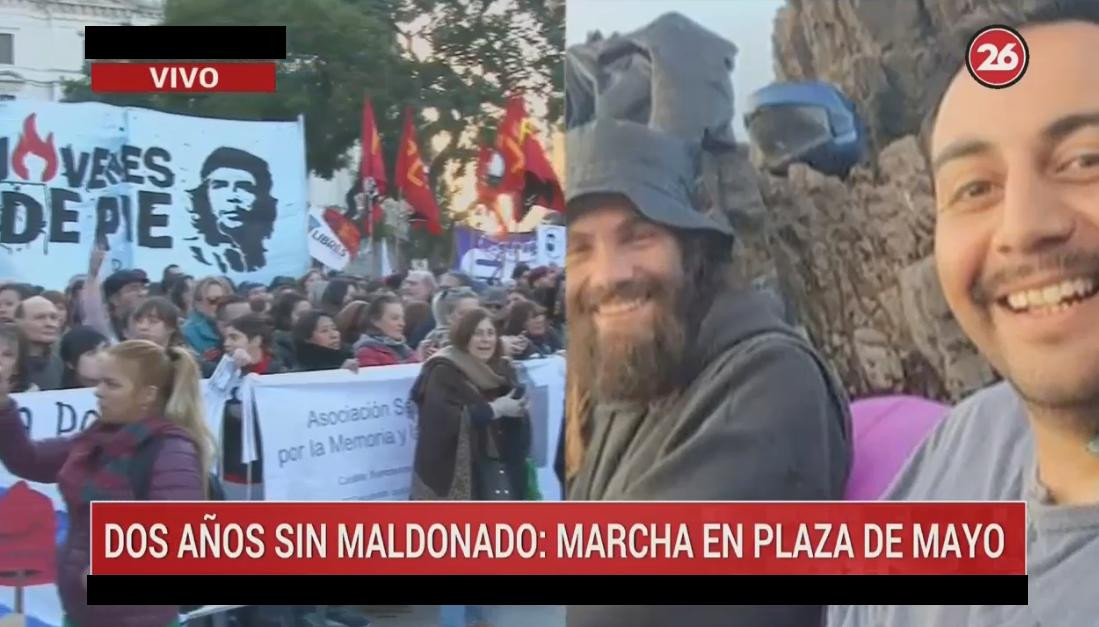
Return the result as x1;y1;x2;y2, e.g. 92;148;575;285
0;339;212;627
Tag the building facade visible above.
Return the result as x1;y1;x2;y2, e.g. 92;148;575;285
0;0;163;101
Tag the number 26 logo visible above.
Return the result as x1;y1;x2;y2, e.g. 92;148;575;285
975;42;1019;71
966;25;1029;89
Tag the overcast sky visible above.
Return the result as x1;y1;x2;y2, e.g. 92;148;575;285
565;0;784;139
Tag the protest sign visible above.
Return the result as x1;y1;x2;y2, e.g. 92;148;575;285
454;226;536;282
0;101;309;286
306;206;351;271
0;372;241;626
535;225;565;269
0;388;99;627
0;358;564;625
248;356;565;502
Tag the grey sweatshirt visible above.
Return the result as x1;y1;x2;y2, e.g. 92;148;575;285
828;382;1099;627
568;288;852;627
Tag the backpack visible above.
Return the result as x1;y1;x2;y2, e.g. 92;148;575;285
128;436;226;501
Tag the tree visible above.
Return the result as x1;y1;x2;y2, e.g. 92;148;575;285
386;0;565;184
64;0;564;197
66;0;411;178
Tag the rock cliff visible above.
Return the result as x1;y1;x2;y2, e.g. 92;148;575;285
711;0;1035;402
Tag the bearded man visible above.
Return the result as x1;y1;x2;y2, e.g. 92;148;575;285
563;12;851;627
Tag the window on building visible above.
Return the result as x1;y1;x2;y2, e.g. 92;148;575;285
0;34;12;65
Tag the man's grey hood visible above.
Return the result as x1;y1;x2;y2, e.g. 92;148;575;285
565;12;739;238
693;287;800;373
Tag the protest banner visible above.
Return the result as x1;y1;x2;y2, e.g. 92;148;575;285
0;371;241;626
454;226;536;282
247;356;565;503
0;387;99;626
0;101;309;286
0;357;564;625
535;225;565;269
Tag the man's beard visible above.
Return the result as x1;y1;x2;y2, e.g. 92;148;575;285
569;272;689;403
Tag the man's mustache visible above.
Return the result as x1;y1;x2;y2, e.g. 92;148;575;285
574;275;666;315
970;249;1099;305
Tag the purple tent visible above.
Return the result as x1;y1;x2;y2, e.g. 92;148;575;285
845;395;949;501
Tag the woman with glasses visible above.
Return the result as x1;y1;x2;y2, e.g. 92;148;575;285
181;276;232;363
410;307;531;627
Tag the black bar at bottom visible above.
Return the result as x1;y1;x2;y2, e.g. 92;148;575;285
88;575;1027;606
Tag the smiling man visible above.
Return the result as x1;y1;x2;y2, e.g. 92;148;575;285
564;13;851;627
829;2;1099;626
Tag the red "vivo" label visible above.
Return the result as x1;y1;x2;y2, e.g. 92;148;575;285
90;63;277;93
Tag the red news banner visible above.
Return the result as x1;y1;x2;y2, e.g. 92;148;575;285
90;63;277;93
90;502;1026;576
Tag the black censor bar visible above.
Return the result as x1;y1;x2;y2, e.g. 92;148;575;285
88;574;1028;606
84;26;287;60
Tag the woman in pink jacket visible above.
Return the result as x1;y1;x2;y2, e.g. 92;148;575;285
0;340;213;627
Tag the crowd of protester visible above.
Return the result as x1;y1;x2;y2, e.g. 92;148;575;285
0;243;565;627
0;246;566;397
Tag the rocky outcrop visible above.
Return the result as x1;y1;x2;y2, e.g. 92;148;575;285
713;135;995;403
771;0;1029;157
699;0;1035;402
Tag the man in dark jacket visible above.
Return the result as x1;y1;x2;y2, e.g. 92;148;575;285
16;296;64;390
564;14;851;627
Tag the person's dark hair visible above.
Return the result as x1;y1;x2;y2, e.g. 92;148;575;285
226;313;274;349
299;269;324;291
335;300;371;340
215;294;249;322
0;283;38;302
528;266;552;285
504;300;547;336
449;307;503;367
249;296;268;313
321;279;354;313
161;265;181;288
129;297;184;346
168;275;194;313
292;310;335;345
511;263;531;281
383;272;406;291
59;326;108;389
918;0;1099;161
365;293;402;335
271;291;308;332
65;279;86;326
0;323;32;392
186;147;278;272
403;299;430;338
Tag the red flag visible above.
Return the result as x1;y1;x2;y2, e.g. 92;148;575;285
493;94;564;220
395;109;442;236
360;100;388;235
322;207;360;259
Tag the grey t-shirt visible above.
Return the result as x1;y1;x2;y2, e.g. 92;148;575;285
829;382;1099;627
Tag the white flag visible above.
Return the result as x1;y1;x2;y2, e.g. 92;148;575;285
306;206;351;271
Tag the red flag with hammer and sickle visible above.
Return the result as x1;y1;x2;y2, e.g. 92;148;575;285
395;108;442;236
494;95;564;220
359;99;388;236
